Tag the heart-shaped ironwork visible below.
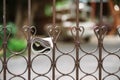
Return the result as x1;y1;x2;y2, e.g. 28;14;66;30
71;26;84;41
47;25;61;43
22;25;36;40
94;26;108;40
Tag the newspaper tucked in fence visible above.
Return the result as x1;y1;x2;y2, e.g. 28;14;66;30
31;37;53;54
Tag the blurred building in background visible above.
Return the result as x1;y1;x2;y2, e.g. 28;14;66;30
0;0;120;40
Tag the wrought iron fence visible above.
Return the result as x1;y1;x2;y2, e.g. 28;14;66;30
0;0;120;80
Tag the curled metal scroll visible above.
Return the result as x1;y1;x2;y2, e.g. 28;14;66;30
71;26;84;41
47;25;76;54
47;25;61;43
22;25;37;40
94;26;108;40
70;26;98;54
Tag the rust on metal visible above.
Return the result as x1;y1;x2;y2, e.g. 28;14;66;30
0;0;120;80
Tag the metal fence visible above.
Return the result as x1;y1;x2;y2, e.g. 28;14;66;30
0;0;120;80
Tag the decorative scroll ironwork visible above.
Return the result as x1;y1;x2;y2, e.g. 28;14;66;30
0;0;120;80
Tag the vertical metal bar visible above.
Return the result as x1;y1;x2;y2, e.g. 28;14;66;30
52;43;56;80
28;0;31;80
100;0;103;24
53;0;56;27
52;0;56;80
76;0;79;28
28;0;31;25
99;0;103;80
75;0;79;80
3;0;7;80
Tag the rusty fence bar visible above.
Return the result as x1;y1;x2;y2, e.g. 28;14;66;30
3;0;7;80
99;0;103;80
52;0;56;80
75;0;80;80
28;0;32;80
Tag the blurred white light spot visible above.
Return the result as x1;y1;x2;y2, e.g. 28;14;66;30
63;21;72;27
62;15;68;21
79;3;85;9
114;4;120;11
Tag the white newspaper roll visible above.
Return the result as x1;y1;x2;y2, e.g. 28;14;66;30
31;37;53;54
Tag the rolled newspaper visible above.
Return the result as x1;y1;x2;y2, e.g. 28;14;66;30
31;37;53;54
